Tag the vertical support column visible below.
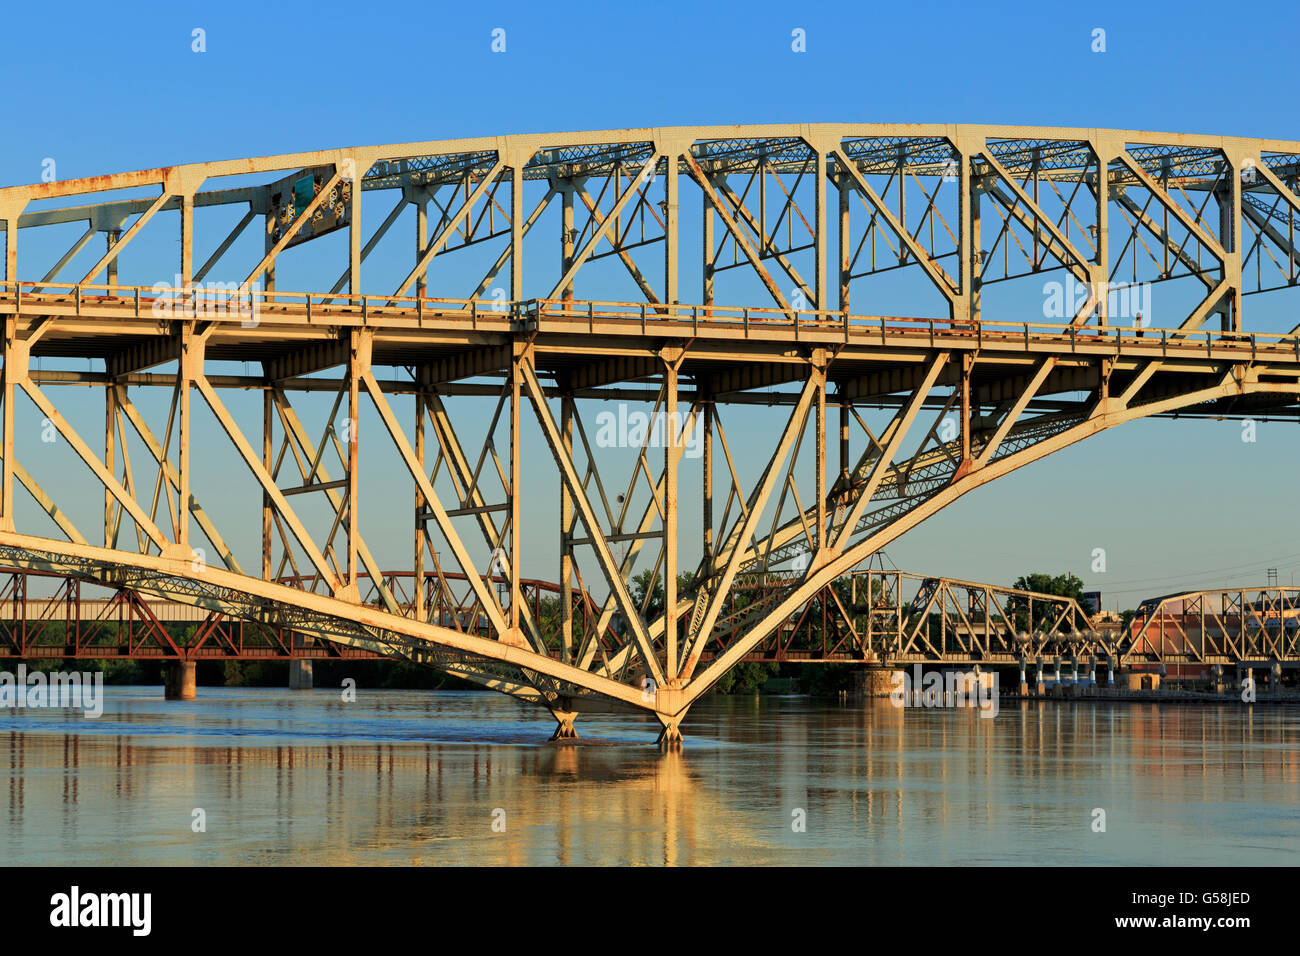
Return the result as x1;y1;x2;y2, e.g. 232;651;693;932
104;383;117;546
813;351;826;550
261;387;272;580
664;355;679;680
508;344;523;639
970;173;983;324
955;148;971;320
349;162;362;298
838;172;851;313
345;331;360;595
960;352;972;464
0;315;15;532
1219;150;1242;332
164;661;197;701
288;659;313;690
415;390;426;623
702;401;713;566
263;214;276;293
814;149;827;311
106;231;120;289
1094;142;1111;328
415;192;428;300
176;328;192;551
510;166;524;302
702;194;714;306
3;215;15;285
180;193;195;290
560;393;574;662
1030;149;1041;273
664;152;678;305
560;185;575;302
838;385;849;481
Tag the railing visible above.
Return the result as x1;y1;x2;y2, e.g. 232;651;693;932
2;279;1298;358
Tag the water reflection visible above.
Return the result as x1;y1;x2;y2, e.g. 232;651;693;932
0;690;1295;865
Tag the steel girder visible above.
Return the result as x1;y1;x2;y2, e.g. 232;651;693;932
1122;586;1300;667
0;125;1298;745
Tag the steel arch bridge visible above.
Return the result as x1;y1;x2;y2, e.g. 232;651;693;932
0;124;1297;746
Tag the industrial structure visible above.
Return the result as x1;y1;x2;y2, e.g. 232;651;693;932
0;124;1298;745
0;564;1101;669
3;563;1291;695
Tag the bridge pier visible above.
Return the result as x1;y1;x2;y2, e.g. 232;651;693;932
549;709;579;742
655;716;684;752
164;661;196;700
288;659;313;690
857;666;898;697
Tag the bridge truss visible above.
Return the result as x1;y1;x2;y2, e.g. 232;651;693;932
0;124;1298;745
1125;585;1300;668
0;563;1098;667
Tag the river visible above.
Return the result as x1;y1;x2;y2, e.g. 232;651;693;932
1;688;1295;865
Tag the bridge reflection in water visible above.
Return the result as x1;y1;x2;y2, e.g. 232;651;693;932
1;689;1296;865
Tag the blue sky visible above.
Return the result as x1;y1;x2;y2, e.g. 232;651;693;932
1;0;1297;608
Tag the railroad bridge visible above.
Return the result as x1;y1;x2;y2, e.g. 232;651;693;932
0;124;1297;745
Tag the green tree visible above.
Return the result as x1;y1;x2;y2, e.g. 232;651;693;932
625;569;777;695
628;568;696;620
1011;572;1086;602
712;660;778;694
1005;571;1088;633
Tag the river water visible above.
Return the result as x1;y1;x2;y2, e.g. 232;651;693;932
0;688;1295;865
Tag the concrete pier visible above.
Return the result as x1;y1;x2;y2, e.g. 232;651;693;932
289;659;314;690
164;661;197;700
856;666;899;697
